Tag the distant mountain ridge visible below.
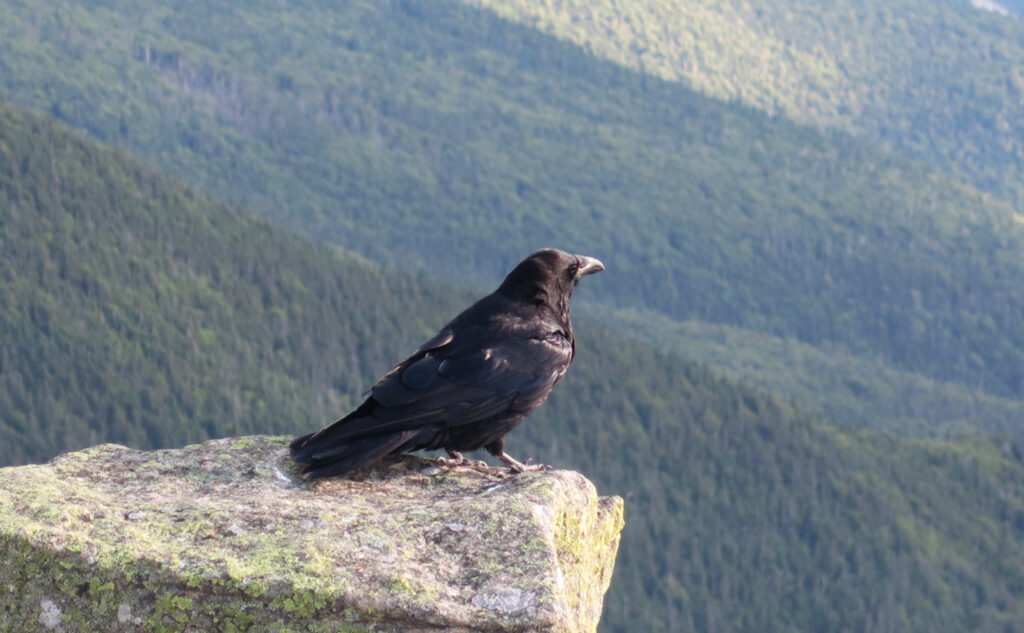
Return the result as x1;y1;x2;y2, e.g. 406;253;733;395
464;0;1024;208
2;0;1023;435
606;305;1024;438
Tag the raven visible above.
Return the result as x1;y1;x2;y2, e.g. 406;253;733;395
289;248;604;479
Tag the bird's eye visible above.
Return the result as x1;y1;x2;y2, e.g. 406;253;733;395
568;262;579;276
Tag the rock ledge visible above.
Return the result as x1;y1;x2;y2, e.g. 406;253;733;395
0;436;623;633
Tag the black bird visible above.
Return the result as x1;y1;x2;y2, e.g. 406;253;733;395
289;248;605;479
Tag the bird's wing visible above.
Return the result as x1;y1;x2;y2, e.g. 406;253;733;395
329;330;573;440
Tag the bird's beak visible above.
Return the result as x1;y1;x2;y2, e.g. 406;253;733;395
576;255;605;278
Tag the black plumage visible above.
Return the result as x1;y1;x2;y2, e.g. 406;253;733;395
289;248;604;479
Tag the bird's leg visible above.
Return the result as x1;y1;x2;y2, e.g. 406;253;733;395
485;439;545;473
497;451;546;473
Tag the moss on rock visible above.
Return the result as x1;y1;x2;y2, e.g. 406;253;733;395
0;436;623;633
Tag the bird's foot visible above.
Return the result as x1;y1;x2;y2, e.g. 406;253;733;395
435;450;466;467
437;450;487;469
498;451;548;473
435;451;499;478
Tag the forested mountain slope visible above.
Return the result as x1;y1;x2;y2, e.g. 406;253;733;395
4;98;1024;633
2;0;1023;431
0;100;459;464
606;306;1024;438
466;0;1024;209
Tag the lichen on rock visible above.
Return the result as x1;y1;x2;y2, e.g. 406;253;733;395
0;436;623;633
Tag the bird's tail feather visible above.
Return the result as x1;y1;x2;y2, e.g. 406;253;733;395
289;399;377;463
292;430;418;480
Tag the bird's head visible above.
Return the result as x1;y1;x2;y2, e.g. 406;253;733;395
496;248;605;312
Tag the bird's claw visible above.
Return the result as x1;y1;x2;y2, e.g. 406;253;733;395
437;451;490;470
437;450;468;466
516;461;550;473
433;453;503;480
